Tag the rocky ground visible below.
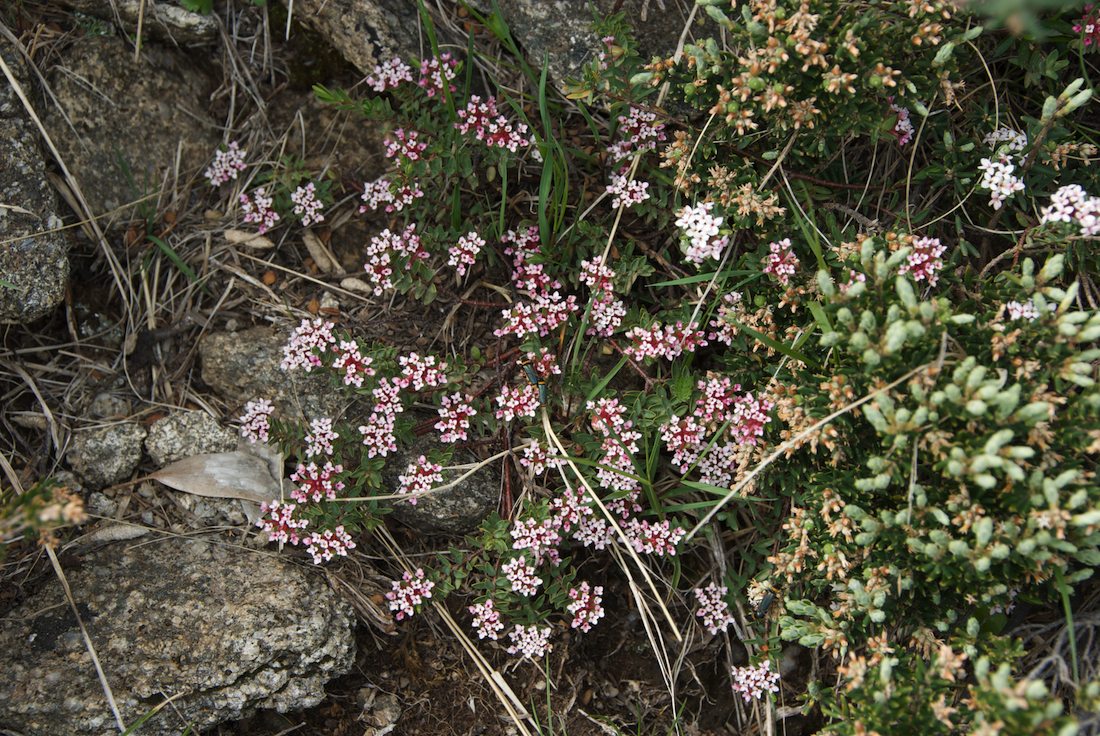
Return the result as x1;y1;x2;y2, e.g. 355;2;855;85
0;1;777;734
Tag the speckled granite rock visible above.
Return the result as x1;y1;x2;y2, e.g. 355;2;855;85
287;0;421;74
0;536;356;736
0;45;70;323
40;35;218;218
144;410;237;466
66;422;147;489
199;326;343;422
387;433;500;536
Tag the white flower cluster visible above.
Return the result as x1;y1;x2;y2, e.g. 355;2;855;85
1039;184;1100;236
978;156;1025;210
675;201;726;266
983;126;1027;154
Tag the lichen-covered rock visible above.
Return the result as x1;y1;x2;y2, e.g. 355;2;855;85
54;0;218;44
40;35;218;217
387;434;500;536
289;0;421;75
199;326;342;421
0;45;70;323
144;410;237;466
0;536;356;736
66;423;147;489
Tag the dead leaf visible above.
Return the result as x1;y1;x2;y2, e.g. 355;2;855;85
302;228;342;275
224;228;275;249
340;277;375;294
150;450;282;504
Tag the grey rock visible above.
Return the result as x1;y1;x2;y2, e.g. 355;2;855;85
387;433;500;536
144;410;237;466
199;326;343;421
288;0;421;74
40;35;219;218
57;0;218;45
66;423;147;489
0;536;356;736
0;45;70;323
497;0;692;86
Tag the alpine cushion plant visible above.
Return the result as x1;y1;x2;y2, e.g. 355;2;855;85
201;0;1100;729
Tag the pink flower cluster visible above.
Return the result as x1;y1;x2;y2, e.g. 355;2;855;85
888;99;914;147
281;319;336;372
256;501;308;545
495;292;579;340
468;599;504;640
567;582;605;632
978;155;1025;210
898;235;947;286
384;129;428;163
502;556;543;596
495;382;541;422
676;202;727;266
660;415;706;472
763;238;799;286
418;53;458;98
520;440;561;476
358;377;403;458
580;256;626;337
708;291;744;346
397;455;443;505
240;187;280;233
984;126;1027;153
731;660;780;702
304;417;338;457
624;518;685;556
624;321;708;361
291;182;324;227
366;56;413;92
694;583;735;635
840;269;867;293
607;106;666;162
332;340;376;387
205;141;247;186
290;461;345;503
606;173;650;209
359;177;423;214
398;352;448;391
1040;184;1100;236
455;95;533;153
364;225;425;294
435;393;477;443
506;624;552;660
304;526;356;564
448;231;485;276
387;568;434;620
239;398;274;443
1075;4;1100;47
510;517;562;565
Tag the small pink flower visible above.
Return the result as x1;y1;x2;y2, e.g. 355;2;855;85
694;583;735;635
418;53;458;98
624;321;708;361
398;352;448;391
495;383;541;422
898;236;947;286
397;455;443;505
239;398;274;443
448;231;485;276
435;393;477;443
506;624;552;659
606;173;650;209
731;660;780;702
606;106;666;162
290;461;345;503
624;518;685;556
281;319;336;372
384;128;428;163
304;417;339;458
762;238;799;286
468;598;505;640
387;568;434;620
520;440;561;476
332;341;376;388
256;501;308;545
502;555;543;596
366;56;413;92
358;411;397;458
567;581;605;633
510;517;561;565
240;187;280;234
304;526;356;564
205;141;247;186
291;182;324;227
